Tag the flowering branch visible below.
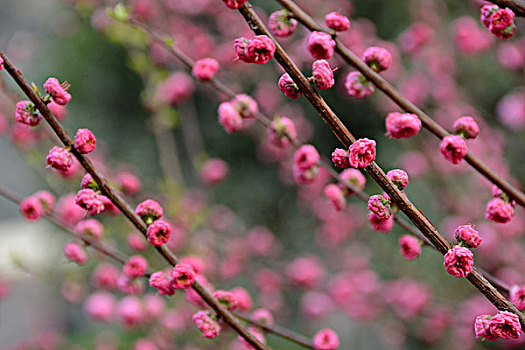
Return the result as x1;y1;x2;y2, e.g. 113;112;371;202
0;50;268;350
0;184;321;349
234;2;525;327
275;0;525;209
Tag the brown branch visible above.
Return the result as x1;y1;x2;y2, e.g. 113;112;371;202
235;2;525;327
275;0;525;210
0;51;268;350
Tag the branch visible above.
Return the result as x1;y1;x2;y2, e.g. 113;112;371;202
0;51;268;350
234;2;525;328
275;0;525;209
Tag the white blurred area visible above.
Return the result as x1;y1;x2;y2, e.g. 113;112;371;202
0;218;66;348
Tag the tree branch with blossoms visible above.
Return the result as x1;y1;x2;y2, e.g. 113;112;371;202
227;1;525;332
0;50;269;350
275;0;525;210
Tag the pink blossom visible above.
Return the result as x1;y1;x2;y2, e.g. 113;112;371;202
385;112;421;139
15;100;42;126
192;311;220;338
489;8;516;40
252;308;274;324
118;296;144;328
387;169;409;190
486;197;515;223
293;159;320;185
123;255;148;278
313;328;340;350
19;196;44;221
34;191;55;214
64;241;88;265
294;144;319;171
0;57;3;71
362;47;392;72
46;146;72;172
312;60;335;90
454;16;494;55
331;148;350;168
325;12;350;31
307;31;336;60
232;287;252;312
489;311;521;339
172;264;196;289
84;292;115;322
135;199;163;224
92;263;120;290
348;138;376;168
454;224;482;248
157;72;194;105
399;235;422;260
222;0;247;10
344;72;374;98
44;77;71;105
218;102;243;133
116;172;141;195
146;219;171;246
74;128;96;154
55;193;85;226
270;116;296;147
278;73;302;100
213;289;238;311
439;135;468;164
475;314;499;341
48;101;67;120
398;22;434;54
75;219;103;242
481;5;499;28
134;339;157;350
81;174;97;190
192;58;219;81
368;212;393;232
510;285;525;310
200;158;229;186
339;169;366;195
128;232;148;251
368;194;391;219
118;275;145;295
269;10;297;37
234;37;251;63
453;116;479;139
246;35;276;65
324;184;346;212
443;245;474;278
286;256;324;289
231;94;259;119
149;270;175;296
75;189;104;216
